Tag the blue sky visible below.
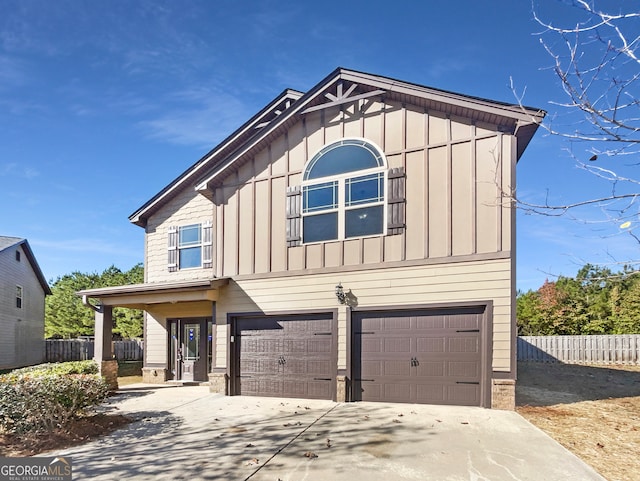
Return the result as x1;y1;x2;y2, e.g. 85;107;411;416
1;0;637;291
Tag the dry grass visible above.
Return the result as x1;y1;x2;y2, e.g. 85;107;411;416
516;362;640;481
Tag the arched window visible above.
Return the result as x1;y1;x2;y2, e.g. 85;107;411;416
301;139;386;243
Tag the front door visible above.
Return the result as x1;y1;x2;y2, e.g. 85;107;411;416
168;318;210;382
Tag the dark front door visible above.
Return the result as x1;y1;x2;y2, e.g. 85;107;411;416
234;314;336;400
168;318;210;382
352;306;486;406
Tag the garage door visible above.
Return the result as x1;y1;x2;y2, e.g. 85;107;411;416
236;314;336;400
352;306;487;406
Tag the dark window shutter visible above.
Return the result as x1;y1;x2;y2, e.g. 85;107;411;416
387;167;406;235
202;221;213;268
286;186;302;247
168;226;178;272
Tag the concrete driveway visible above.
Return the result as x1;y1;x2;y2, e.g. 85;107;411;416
50;384;605;481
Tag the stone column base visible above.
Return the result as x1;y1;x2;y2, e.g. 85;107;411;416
208;372;227;394
97;360;119;391
336;375;347;402
492;379;516;410
142;367;168;384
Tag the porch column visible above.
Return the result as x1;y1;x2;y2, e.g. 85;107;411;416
94;304;118;390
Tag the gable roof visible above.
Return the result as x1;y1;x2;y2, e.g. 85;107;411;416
0;236;52;295
130;67;545;228
129;88;303;227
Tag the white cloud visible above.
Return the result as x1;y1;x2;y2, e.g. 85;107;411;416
0;162;39;179
138;86;252;148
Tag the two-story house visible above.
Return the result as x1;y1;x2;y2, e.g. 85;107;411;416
79;68;544;408
0;236;51;369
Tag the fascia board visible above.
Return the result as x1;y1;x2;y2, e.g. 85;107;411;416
129;89;304;226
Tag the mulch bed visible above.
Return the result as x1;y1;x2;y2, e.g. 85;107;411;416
0;414;132;457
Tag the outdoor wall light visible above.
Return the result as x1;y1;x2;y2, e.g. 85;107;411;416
335;283;347;304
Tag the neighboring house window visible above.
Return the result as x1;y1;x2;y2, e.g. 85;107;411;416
16;286;23;309
15;250;20;262
301;139;386;243
167;221;213;272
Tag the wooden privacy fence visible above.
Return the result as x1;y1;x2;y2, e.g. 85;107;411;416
46;339;144;362
518;335;640;364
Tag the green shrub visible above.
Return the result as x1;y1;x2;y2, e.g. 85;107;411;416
0;361;109;434
10;360;98;376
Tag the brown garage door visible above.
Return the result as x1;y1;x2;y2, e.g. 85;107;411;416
352;306;487;406
236;314;336;400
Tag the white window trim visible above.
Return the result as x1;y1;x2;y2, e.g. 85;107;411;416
178;223;203;270
16;285;23;309
301;138;388;244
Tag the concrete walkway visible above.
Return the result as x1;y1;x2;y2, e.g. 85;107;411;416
49;384;606;480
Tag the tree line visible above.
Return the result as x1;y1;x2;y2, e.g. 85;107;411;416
517;264;640;335
45;264;143;339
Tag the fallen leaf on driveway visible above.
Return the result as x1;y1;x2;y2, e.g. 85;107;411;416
461;422;469;425
304;451;318;458
392;419;401;423
245;443;254;448
245;458;260;466
326;438;331;448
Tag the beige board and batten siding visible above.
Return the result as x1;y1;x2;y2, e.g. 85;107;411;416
0;244;46;369
214;258;512;372
211;99;513;278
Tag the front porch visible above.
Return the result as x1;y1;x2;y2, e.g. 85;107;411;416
77;278;228;390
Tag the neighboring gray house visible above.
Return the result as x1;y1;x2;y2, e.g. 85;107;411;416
0;237;51;370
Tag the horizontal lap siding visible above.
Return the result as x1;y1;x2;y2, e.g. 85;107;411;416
215;259;512;372
146;187;215;283
0;246;45;369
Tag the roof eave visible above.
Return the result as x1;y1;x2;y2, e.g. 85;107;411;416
194;68;546;190
128;89;305;227
18;240;52;296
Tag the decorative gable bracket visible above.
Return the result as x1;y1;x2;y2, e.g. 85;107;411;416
301;81;385;115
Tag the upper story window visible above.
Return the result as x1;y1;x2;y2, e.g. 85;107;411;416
179;224;202;269
301;139;386;243
15;250;20;262
168;221;213;272
16;285;23;309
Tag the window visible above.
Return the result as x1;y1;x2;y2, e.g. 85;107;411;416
167;221;213;272
16;286;23;309
15;250;20;262
301;139;386;243
179;224;202;269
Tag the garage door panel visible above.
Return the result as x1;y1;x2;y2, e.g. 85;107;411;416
384;382;411;402
449;337;479;353
383;360;412;377
383;317;412;330
237;314;335;400
361;360;382;376
361;338;384;353
416;337;445;352
448;361;479;378
416;384;446;403
385;338;411;352
353;307;486;406
415;361;445;377
448;385;480;406
415;316;446;330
